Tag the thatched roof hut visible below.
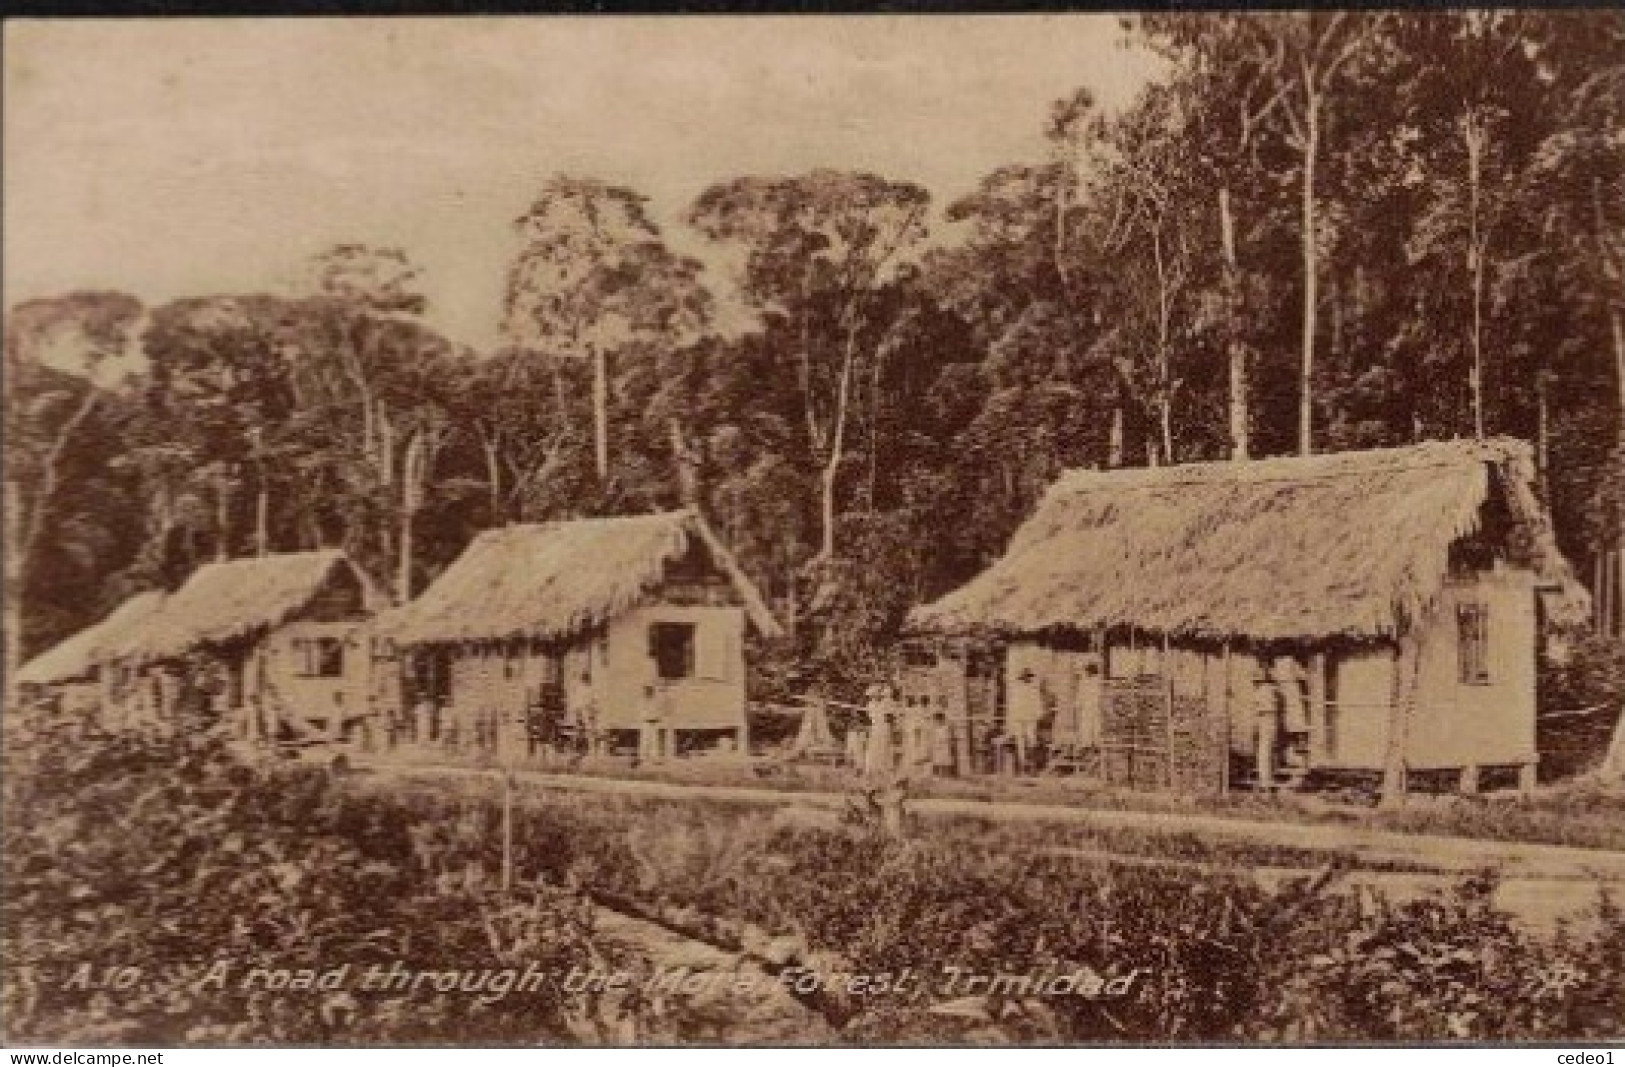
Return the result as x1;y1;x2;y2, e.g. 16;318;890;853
910;437;1585;644
381;509;782;647
114;550;383;664
15;591;166;686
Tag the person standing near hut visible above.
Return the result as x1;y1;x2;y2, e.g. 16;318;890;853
1272;654;1311;773
929;709;956;777
900;695;930;776
639;682;673;763
1252;662;1282;788
862;683;896;777
1008;667;1047;773
844;703;869;771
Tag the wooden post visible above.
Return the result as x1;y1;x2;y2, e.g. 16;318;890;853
1163;633;1174;789
1459;764;1480;795
1220;642;1232;795
1307;651;1328;765
1380;635;1421;810
500;768;514;896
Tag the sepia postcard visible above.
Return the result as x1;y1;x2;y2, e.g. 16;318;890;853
3;11;1623;1052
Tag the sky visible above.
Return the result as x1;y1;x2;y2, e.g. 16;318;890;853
4;16;1161;351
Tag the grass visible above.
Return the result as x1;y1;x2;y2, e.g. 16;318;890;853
334;766;1625;1042
353;766;1447;878
355;742;1625;852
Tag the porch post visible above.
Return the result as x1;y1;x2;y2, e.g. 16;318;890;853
1459;764;1481;795
1307;651;1328;765
1380;634;1421;809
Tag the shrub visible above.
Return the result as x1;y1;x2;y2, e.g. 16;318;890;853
1;718;613;1045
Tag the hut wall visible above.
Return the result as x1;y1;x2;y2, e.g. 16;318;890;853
109;664;179;729
599;604;746;733
1208;651;1258;757
54;680;100;722
442;649;525;755
1324;647;1395;768
1408;567;1537;770
898;642;973;724
254;620;372;738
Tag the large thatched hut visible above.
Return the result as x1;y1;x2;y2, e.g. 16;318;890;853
14;591;166;726
110;550;385;739
908;438;1586;799
377;509;781;763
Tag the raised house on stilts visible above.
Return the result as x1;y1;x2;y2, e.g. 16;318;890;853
906;438;1587;799
108;550;384;740
376;509;781;764
14;590;167;728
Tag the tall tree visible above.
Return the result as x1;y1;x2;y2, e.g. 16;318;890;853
1404;11;1550;440
503;177;711;484
690;170;930;565
4;291;143;698
1269;13;1392;455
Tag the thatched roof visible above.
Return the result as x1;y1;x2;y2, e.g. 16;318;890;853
381;509;782;647
114;550;381;663
15;591;166;686
910;437;1585;644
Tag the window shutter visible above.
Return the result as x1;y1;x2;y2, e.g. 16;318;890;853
1457;603;1490;685
697;622;731;681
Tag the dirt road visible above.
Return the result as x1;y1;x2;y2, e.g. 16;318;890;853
358;760;1624;931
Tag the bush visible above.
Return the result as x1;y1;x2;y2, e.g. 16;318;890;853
357;778;1625;1043
1540;630;1625;779
8;717;1622;1045
1;717;614;1045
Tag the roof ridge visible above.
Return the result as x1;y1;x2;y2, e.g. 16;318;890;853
1053;439;1526;493
1054;457;1501;493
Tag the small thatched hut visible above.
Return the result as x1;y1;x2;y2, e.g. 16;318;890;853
908;438;1587;799
14;591;166;725
378;509;781;762
110;550;385;739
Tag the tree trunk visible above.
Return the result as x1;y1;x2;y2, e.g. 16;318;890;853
668;419;701;508
1219;185;1250;461
1107;403;1124;469
398;430;432;605
397;508;414;607
1599;548;1612;633
481;436;503;524
591;344;609;481
815;323;861;564
6;387;102;700
215;479;231;562
1536;371;1551;496
1298;99;1321;457
1612;307;1624;453
1153;227;1175;466
255;479;270;558
818;462;839;564
1466;112;1488;440
3;477;22;708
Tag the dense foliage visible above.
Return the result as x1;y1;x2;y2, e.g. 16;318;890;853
4;718;1621;1045
1;720;621;1045
6;11;1622;698
388;776;1625;1043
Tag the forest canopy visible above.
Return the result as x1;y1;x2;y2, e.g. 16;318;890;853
5;11;1622;695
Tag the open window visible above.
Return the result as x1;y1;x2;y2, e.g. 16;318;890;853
1457;602;1490;685
296;637;345;678
648;622;696;681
